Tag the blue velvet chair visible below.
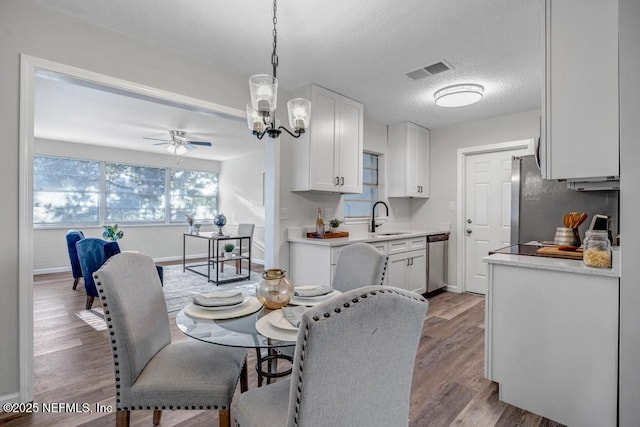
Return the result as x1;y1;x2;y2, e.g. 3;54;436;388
76;238;121;309
65;230;85;290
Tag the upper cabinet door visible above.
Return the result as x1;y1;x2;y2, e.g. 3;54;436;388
388;121;430;198
337;96;364;194
290;84;363;194
542;0;619;180
308;86;340;192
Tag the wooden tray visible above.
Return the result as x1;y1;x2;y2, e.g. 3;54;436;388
306;231;349;239
536;246;583;260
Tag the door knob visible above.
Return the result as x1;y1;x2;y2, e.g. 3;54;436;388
466;228;472;235
467;218;472;224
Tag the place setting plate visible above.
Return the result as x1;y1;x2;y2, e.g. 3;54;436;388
289;285;341;306
255;310;299;342
184;293;262;320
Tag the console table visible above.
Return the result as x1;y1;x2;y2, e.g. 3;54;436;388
182;232;252;284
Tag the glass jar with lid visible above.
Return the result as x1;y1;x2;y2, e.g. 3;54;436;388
582;230;612;268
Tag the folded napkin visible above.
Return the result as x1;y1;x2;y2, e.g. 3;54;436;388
293;286;333;298
193;291;244;308
282;306;308;328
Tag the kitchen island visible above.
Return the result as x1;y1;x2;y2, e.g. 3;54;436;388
287;228;449;293
483;249;620;427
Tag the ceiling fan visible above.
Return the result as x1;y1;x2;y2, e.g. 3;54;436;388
144;130;212;155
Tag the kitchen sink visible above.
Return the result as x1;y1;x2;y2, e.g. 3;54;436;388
375;231;411;237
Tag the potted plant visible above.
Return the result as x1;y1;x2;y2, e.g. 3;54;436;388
329;218;343;232
102;224;124;241
223;243;235;259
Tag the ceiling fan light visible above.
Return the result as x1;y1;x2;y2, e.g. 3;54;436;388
249;74;278;115
287;98;311;132
175;144;188;155
166;144;176;154
434;83;484;107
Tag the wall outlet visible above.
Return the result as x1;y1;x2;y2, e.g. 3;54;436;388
449;201;456;211
280;208;289;220
324;208;333;219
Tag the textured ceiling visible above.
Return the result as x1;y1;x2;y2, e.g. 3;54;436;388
33;0;543;160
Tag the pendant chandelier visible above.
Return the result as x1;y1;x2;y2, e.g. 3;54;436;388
246;0;310;140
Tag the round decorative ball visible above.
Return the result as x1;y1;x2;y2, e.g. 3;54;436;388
214;213;227;228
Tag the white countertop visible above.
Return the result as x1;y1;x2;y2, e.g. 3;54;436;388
287;228;450;247
484;249;620;278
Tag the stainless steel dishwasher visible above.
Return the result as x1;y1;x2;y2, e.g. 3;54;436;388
426;233;449;293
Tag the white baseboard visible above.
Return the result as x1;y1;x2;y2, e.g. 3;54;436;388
0;392;21;406
446;284;461;293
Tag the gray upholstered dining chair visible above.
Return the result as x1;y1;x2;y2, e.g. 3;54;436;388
332;242;388;291
93;252;248;427
235;286;428;426
235;223;255;273
279;242;389;360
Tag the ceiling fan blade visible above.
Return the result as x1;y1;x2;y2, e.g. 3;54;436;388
144;136;170;142
152;142;169;146
184;143;197;151
188;141;213;147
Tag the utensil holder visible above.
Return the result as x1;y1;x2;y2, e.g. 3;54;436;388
554;227;581;247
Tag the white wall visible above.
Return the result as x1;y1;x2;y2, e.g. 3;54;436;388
0;0;257;400
411;109;541;288
618;0;640;424
218;150;266;262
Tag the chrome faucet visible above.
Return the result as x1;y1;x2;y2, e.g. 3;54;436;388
370;201;389;233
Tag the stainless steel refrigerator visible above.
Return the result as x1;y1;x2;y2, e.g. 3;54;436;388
511;155;619;244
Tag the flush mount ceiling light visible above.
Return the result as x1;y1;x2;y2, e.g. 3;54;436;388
434;83;484;107
246;0;311;140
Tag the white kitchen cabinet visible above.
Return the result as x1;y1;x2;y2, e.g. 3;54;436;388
485;260;618;427
289;235;427;293
541;0;619;180
387;121;430;198
385;236;427;293
290;84;363;193
387;250;426;293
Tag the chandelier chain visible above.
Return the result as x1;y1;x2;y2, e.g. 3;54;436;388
271;0;278;78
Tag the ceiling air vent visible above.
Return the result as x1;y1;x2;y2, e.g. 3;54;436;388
406;60;453;81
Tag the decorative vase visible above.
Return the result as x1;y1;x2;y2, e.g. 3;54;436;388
214;213;227;235
224;251;233;259
256;269;294;310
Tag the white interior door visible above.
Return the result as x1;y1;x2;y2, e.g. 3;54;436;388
464;148;526;294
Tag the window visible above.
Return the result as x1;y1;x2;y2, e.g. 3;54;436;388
33;155;218;226
170;169;218;222
33;157;100;225
106;163;166;222
344;153;379;218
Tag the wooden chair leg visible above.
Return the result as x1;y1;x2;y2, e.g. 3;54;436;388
240;360;248;393
116;410;130;427
152;409;162;425
218;408;230;427
72;277;79;290
85;295;95;310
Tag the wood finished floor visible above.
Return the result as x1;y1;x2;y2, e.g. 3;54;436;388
1;270;563;427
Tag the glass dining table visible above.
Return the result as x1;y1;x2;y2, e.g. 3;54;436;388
175;303;297;387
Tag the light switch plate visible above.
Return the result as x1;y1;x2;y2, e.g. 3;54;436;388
280;208;289;220
449;201;456;211
324;208;333;219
